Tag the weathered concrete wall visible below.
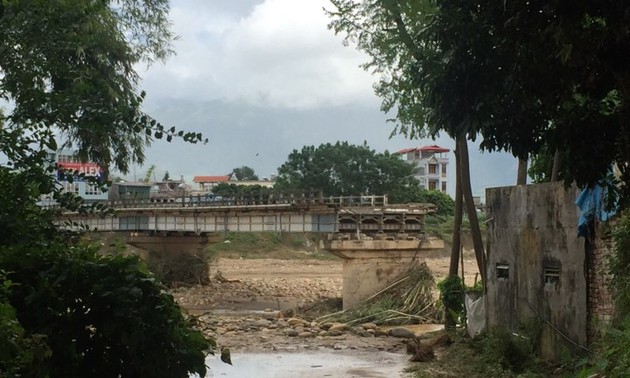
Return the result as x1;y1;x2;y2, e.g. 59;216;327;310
486;182;586;360
125;234;218;285
326;238;444;309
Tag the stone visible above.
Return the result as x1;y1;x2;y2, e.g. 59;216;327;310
328;323;347;333
333;343;347;350
287;318;303;326
285;329;299;337
298;332;314;338
320;322;334;330
374;328;389;337
251;319;272;328
276;320;289;328
361;322;378;330
388;327;416;339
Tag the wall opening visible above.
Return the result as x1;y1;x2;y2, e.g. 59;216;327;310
544;266;560;286
496;263;509;279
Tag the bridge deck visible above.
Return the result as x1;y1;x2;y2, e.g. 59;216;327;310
55;196;437;235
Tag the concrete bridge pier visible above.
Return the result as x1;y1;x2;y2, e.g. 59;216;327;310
125;232;221;285
324;236;444;309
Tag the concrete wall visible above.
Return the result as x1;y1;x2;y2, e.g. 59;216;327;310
326;238;444;309
485;182;586;360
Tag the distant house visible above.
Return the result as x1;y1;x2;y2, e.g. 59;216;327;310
109;182;152;201
395;145;449;193
192;175;232;192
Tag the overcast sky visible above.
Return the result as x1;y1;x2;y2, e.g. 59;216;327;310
133;0;518;198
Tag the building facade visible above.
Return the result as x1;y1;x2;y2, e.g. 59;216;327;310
395;145;449;192
43;150;108;202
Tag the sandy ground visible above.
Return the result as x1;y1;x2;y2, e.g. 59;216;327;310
172;250;479;357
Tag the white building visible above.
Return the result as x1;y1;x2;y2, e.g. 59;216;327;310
395;145;449;193
43;150;108;202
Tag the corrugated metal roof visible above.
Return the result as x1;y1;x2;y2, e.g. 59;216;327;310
193;175;230;183
395;145;450;154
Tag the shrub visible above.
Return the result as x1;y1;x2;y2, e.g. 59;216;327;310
0;244;213;378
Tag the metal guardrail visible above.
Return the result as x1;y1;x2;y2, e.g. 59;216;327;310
47;194;389;210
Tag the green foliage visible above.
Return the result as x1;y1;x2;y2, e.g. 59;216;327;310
275;141;419;196
231;166;259;181
437;275;464;325
477;324;543;375
328;0;630;193
578;317;630;377
0;2;214;376
0;244;213;378
610;213;630;317
390;188;454;216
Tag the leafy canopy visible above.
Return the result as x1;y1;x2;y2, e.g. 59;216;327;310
275;141;419;198
0;1;215;376
328;1;630;190
232;165;259;181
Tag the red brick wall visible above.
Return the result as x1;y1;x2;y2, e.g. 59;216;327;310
586;221;615;344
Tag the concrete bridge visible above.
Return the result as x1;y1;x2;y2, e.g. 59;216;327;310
58;194;444;307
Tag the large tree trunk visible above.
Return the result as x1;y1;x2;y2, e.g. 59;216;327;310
551;149;561;181
517;156;528;185
457;135;485;281
449;147;463;277
445;145;463;328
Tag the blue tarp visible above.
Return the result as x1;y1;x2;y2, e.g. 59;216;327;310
576;185;617;237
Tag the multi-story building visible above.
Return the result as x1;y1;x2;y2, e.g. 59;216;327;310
395;145;449;193
44;150;108;202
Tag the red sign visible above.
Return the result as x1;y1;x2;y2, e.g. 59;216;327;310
57;162;104;180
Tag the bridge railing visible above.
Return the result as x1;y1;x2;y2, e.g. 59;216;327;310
43;192;389;210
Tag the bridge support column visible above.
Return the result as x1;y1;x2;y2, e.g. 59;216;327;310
125;233;221;285
325;237;444;309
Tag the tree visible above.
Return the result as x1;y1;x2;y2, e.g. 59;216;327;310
330;0;630;194
328;1;486;278
275;141;419;197
232;166;259;181
0;1;214;376
390;186;455;217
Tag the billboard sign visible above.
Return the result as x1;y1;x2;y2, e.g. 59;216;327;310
57;162;104;181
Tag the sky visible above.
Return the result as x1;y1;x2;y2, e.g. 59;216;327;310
133;0;519;198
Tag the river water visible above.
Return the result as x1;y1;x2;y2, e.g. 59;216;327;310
203;350;409;378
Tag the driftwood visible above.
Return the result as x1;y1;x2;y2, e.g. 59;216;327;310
406;332;452;362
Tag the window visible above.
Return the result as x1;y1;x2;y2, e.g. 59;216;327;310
428;181;437;190
85;184;100;196
63;182;80;194
544;266;560;286
428;164;437;174
496;263;509;279
441;181;447;192
441;164;447;177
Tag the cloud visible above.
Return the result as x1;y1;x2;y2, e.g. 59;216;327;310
140;0;375;109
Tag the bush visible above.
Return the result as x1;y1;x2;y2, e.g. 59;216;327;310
0;244;213;378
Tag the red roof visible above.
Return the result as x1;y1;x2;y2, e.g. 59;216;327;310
395;145;450;154
193;175;230;183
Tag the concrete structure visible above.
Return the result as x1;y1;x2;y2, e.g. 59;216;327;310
58;196;445;295
192;175;231;191
395;145;449;192
126;233;220;284
327;237;444;309
109;182;152;201
485;182;587;360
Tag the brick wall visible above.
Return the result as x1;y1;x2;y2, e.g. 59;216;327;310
586;221;616;344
